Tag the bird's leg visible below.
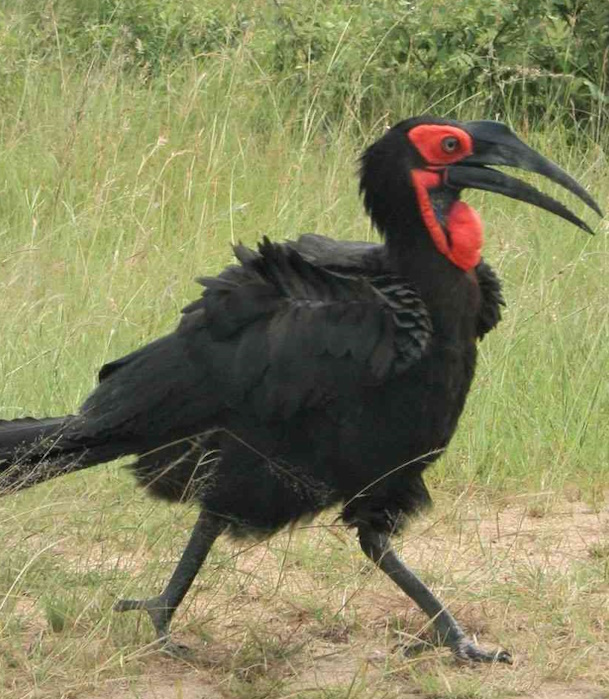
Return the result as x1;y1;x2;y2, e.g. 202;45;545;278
358;525;512;664
114;510;225;655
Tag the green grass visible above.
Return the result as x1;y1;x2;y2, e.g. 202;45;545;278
1;52;606;491
0;23;608;699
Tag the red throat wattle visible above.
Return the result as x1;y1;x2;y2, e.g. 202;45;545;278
410;169;483;271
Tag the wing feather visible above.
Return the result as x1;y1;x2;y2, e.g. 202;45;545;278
183;237;432;419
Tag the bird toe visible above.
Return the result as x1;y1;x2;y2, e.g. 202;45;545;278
455;638;512;664
160;639;192;658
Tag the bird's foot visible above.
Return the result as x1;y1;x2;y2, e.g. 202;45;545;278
159;639;192;658
401;634;511;664
114;595;178;650
453;636;512;664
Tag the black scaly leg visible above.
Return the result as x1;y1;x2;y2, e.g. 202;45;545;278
358;525;512;663
114;510;226;654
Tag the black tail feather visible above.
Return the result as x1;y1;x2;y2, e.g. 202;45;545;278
0;416;96;493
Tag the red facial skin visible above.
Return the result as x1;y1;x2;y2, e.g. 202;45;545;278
407;125;483;271
408;124;473;165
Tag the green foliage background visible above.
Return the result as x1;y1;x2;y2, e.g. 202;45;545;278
0;1;606;494
0;6;607;695
1;0;608;137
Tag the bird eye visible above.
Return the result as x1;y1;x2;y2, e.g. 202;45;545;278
441;136;459;153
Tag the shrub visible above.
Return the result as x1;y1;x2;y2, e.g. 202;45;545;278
0;0;607;134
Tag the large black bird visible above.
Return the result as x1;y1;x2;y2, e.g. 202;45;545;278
0;117;601;663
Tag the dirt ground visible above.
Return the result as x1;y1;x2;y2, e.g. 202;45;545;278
2;494;609;699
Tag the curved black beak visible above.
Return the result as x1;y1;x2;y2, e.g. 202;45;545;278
444;120;603;234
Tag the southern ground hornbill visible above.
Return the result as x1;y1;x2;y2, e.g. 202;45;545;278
0;117;601;663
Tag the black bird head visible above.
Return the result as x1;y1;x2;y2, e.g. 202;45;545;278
360;116;603;271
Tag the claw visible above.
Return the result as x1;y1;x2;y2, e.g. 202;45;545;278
115;595;190;657
114;595;174;645
160;639;192;658
455;637;512;664
401;634;512;664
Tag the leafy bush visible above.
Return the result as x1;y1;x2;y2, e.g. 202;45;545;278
0;0;607;134
255;0;608;132
6;0;247;71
